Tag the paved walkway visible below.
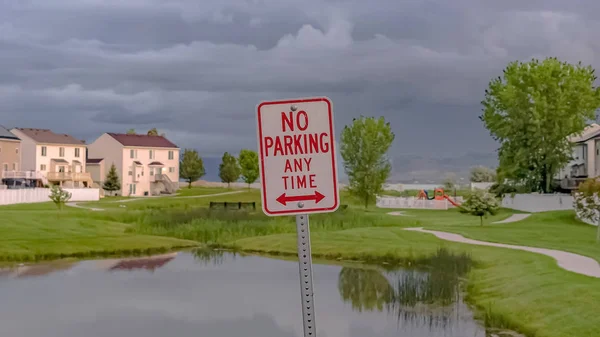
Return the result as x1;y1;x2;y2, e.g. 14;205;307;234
404;227;600;278
65;202;105;211
493;214;531;224
66;190;246;211
387;211;413;216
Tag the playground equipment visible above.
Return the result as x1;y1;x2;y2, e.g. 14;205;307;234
417;188;461;207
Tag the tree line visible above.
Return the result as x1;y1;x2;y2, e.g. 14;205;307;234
179;148;259;188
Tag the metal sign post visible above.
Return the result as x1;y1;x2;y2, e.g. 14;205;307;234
295;210;315;336
256;97;340;337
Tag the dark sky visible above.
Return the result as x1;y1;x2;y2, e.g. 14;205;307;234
0;0;598;161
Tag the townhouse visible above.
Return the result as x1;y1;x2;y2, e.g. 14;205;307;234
87;133;179;196
556;123;600;190
10;128;92;187
0;126;20;174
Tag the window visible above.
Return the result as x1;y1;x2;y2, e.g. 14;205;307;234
130;149;137;159
169;167;175;173
149;150;154;159
40;164;46;171
168;150;174;160
59;147;65;157
75;148;80;157
149;168;154;176
128;170;133;176
0;147;2;153
12;163;16;170
41;146;47;156
15;148;18;154
2;164;7;171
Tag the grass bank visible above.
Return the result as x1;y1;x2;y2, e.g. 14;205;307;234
403;208;600;262
232;227;600;337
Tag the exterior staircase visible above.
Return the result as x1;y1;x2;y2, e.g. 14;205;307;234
156;174;178;194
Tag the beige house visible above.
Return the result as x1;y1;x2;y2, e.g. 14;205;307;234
87;133;179;196
557;123;600;189
10;128;92;187
0;126;21;176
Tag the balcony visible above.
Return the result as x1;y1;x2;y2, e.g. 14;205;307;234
46;172;92;182
559;177;588;190
1;171;42;180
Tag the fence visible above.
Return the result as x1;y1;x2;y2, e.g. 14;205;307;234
0;188;100;205
501;193;573;213
470;182;494;190
376;196;451;210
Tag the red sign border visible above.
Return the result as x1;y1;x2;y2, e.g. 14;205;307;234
256;97;339;216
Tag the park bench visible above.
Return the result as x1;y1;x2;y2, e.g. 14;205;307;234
209;201;257;211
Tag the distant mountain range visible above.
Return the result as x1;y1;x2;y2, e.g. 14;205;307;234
195;152;498;184
387;152;498;183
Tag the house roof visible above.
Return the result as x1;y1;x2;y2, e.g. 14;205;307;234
133;161;143;166
15;128;85;145
148;161;164;166
51;159;69;163
87;158;104;164
0;125;19;141
107;133;178;148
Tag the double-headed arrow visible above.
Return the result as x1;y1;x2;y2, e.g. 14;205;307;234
276;191;325;206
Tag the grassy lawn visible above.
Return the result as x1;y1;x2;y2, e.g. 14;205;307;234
0;192;215;261
233;227;600;337
3;185;600;337
399;208;600;262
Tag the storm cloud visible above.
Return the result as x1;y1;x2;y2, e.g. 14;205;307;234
1;0;599;177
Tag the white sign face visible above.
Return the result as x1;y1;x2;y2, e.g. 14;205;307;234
256;97;340;216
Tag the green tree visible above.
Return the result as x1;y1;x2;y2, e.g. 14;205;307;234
337;267;394;312
219;152;241;187
126;128;136;135
481;57;600;193
459;189;499;226
341;116;395;208
573;178;600;242
238;149;259;188
179;149;205;189
443;173;457;190
48;185;72;211
102;164;121;196
470;166;497;183
147;128;159;136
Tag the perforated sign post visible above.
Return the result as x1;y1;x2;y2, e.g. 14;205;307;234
256;97;339;337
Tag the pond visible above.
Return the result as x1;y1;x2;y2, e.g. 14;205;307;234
0;250;498;337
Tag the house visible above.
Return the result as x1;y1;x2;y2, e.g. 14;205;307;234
87;133;180;196
0;126;20;173
10;128;92;187
556;123;600;189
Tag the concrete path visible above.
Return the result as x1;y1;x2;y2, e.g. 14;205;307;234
66;190;246;211
65;202;105;211
387;211;413;216
404;227;600;278
493;214;531;224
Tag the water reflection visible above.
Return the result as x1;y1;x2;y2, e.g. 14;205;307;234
0;249;493;337
100;253;177;272
192;248;236;266
0;260;77;279
338;248;474;332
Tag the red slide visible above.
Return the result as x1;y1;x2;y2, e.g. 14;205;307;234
443;195;461;207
